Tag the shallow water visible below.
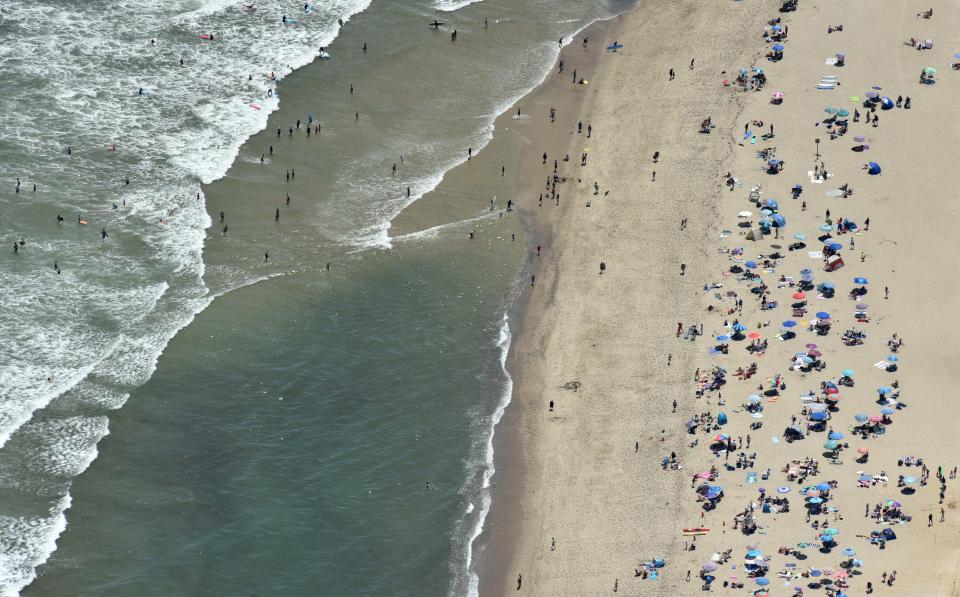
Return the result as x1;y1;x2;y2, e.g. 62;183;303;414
1;0;631;593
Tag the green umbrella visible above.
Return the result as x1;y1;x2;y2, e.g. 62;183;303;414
824;440;839;450
923;66;936;76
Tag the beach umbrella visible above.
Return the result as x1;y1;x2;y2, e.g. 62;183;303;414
810;411;829;421
738;210;753;217
824;107;837;114
756;578;770;586
716;334;730;342
842;368;854;377
793;232;806;241
816;482;832;491
702;561;718;572
853;136;866;142
878;386;893;395
732;322;747;332
806;343;818;349
859;473;872;482
903;476;917;484
765;199;779;209
843;547;856;557
836;109;850;118
772;214;787;228
867;162;881;175
771;91;784;100
828;431;844;440
772;44;784;52
748;332;761;339
820;534;836;543
824;440;839;450
777;486;791;493
887;355;898;362
819;223;832;232
824;528;839;535
745;260;758;268
748;394;762;403
826;242;843;251
854;413;868;422
816;311;831;320
887;499;902;507
881;407;895;415
771;24;782;31
857;447;869;455
799;355;814;364
865;91;879;99
760;208;773;216
746;549;762;558
782;320;797;328
869;415;884;423
792;291;806;300
853;277;868;285
923;66;936;76
810;569;823;577
713;433;730;442
955;53;960;59
808;403;827;412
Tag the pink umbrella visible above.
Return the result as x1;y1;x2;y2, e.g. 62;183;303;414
771;91;784;99
806;343;818;350
697;471;712;479
869;415;884;423
857;447;869;455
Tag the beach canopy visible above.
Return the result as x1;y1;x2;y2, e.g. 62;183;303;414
867;162;881;175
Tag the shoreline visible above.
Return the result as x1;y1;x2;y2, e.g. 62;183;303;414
477;0;960;594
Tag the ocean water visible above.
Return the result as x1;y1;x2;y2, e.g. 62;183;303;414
0;0;630;594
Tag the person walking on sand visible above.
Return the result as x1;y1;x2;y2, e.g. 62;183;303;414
517;574;522;590
689;58;695;69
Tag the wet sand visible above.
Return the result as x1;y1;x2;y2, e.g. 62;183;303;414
474;0;960;594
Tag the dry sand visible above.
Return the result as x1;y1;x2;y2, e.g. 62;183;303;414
479;0;960;594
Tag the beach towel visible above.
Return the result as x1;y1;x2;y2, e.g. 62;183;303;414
808;251;823;259
817;84;836;90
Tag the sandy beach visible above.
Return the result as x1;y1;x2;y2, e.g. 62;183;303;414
480;0;960;594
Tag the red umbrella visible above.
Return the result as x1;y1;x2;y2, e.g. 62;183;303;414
825;387;839;394
748;332;761;339
792;291;806;300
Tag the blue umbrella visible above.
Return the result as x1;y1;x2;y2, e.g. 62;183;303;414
820;534;836;543
794;232;807;241
843;547;856;556
854;413;869;422
808;497;824;504
765;199;779;209
842;368;855;377
878;386;893;395
732;323;748;332
854;277;869;285
810;411;829;421
716;334;730;342
826;242;843;251
828;431;844;440
760;208;773;216
800;355;814;364
816;483;832;491
748;394;762;403
777;486;791;493
782;320;797;328
756;578;770;586
772;44;784;52
800;268;813;275
819;223;833;231
881;407;895;415
810;569;823;577
746;549;762;558
887;355;898;362
816;311;831;319
820;282;836;290
745;260;758;268
772;214;787;228
823;440;839;450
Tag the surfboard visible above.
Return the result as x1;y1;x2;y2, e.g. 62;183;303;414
79;220;89;225
199;34;213;40
250;103;262;110
682;527;711;535
318;51;331;59
281;17;299;24
606;43;624;51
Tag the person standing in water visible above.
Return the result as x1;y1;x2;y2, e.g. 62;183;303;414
275;208;280;222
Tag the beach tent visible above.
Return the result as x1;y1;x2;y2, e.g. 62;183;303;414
867;162;881;175
880;97;894;109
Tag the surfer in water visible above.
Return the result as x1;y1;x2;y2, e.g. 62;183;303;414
430;20;443;30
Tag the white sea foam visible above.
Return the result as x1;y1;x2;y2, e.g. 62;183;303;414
0;0;372;592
